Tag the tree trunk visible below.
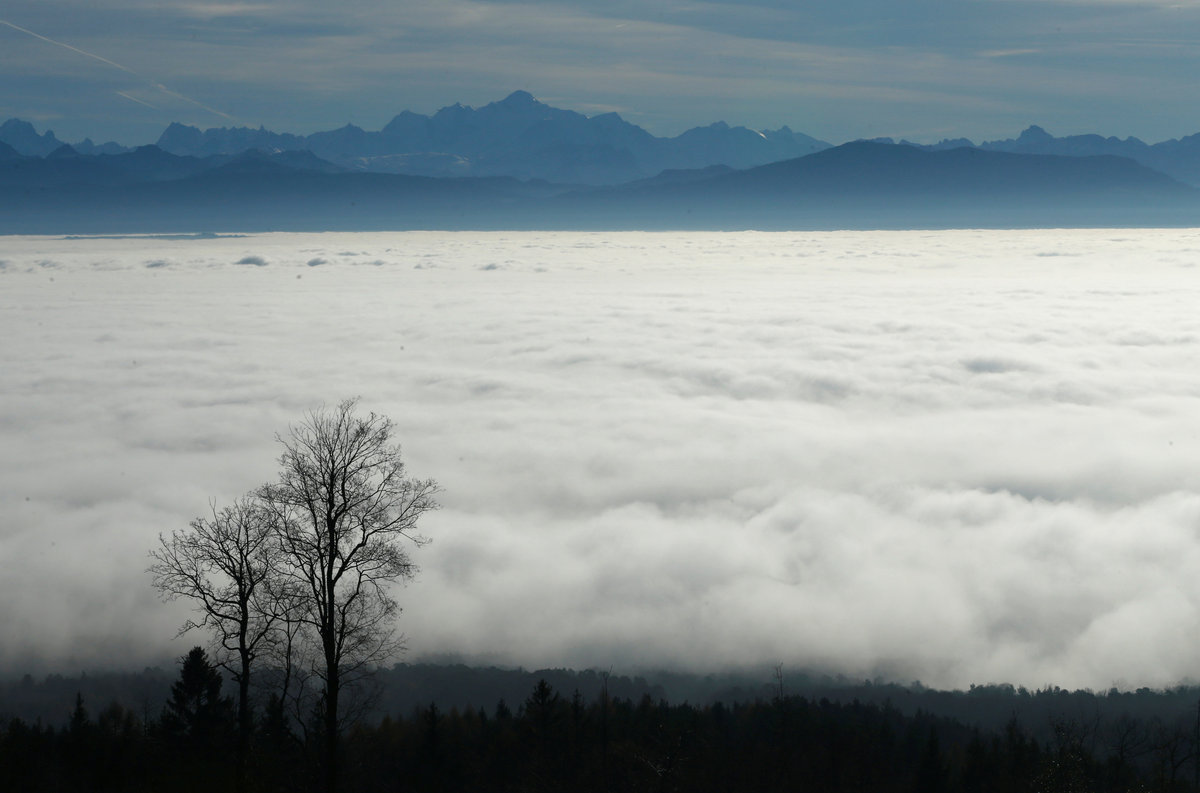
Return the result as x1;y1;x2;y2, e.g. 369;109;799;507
325;661;339;793
237;648;250;793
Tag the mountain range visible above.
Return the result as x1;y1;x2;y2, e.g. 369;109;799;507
2;92;830;186
3;91;1200;232
10;90;1200;187
904;124;1200;188
2;138;1195;233
156;90;831;185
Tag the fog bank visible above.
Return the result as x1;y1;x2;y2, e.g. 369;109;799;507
3;229;1199;690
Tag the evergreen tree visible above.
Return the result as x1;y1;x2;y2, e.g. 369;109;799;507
161;646;234;747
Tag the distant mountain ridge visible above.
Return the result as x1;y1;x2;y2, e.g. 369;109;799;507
151;90;831;185
0;118;129;158
564;141;1198;229
1;136;1195;233
900;124;1200;187
10;92;1200;186
3;91;1199;233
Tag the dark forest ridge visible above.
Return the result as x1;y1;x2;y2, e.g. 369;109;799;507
5;659;1200;793
5;660;1200;741
16;658;1191;793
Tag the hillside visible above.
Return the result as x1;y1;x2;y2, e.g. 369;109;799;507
1;139;1196;233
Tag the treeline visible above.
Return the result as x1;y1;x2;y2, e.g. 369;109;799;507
368;666;1200;745
5;652;1200;793
10;661;1200;745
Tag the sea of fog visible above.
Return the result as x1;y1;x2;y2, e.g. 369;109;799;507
3;229;1200;691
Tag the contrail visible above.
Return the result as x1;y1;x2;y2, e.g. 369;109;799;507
116;90;158;109
151;83;235;121
1;18;236;122
0;19;136;74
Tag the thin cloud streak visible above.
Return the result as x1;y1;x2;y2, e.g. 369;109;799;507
0;17;237;124
116;90;159;109
0;19;137;74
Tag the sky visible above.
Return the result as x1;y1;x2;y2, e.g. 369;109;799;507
4;0;1200;148
4;229;1200;691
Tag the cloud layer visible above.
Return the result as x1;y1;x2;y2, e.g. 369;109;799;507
3;229;1200;689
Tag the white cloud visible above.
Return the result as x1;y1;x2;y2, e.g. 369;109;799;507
2;229;1200;689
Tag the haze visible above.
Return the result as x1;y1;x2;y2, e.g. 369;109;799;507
4;230;1200;690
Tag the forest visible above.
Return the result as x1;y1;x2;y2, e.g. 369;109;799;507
6;400;1197;793
4;650;1200;793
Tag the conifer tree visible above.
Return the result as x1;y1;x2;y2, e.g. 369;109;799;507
161;646;234;746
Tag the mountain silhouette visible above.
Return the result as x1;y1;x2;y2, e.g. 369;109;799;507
14;93;1200;188
157;122;305;158
717;141;1190;200
0;118;129;158
2;122;1198;233
0;118;64;157
151;90;831;185
563;141;1199;229
0;140;22;161
901;125;1200;187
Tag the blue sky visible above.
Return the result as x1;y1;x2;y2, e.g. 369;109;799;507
3;1;1200;151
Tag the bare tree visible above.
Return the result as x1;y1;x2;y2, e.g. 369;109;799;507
149;495;283;793
260;398;439;793
1152;715;1195;789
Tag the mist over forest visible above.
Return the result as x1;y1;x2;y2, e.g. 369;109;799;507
4;208;1200;793
10;0;1200;785
4;229;1200;692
